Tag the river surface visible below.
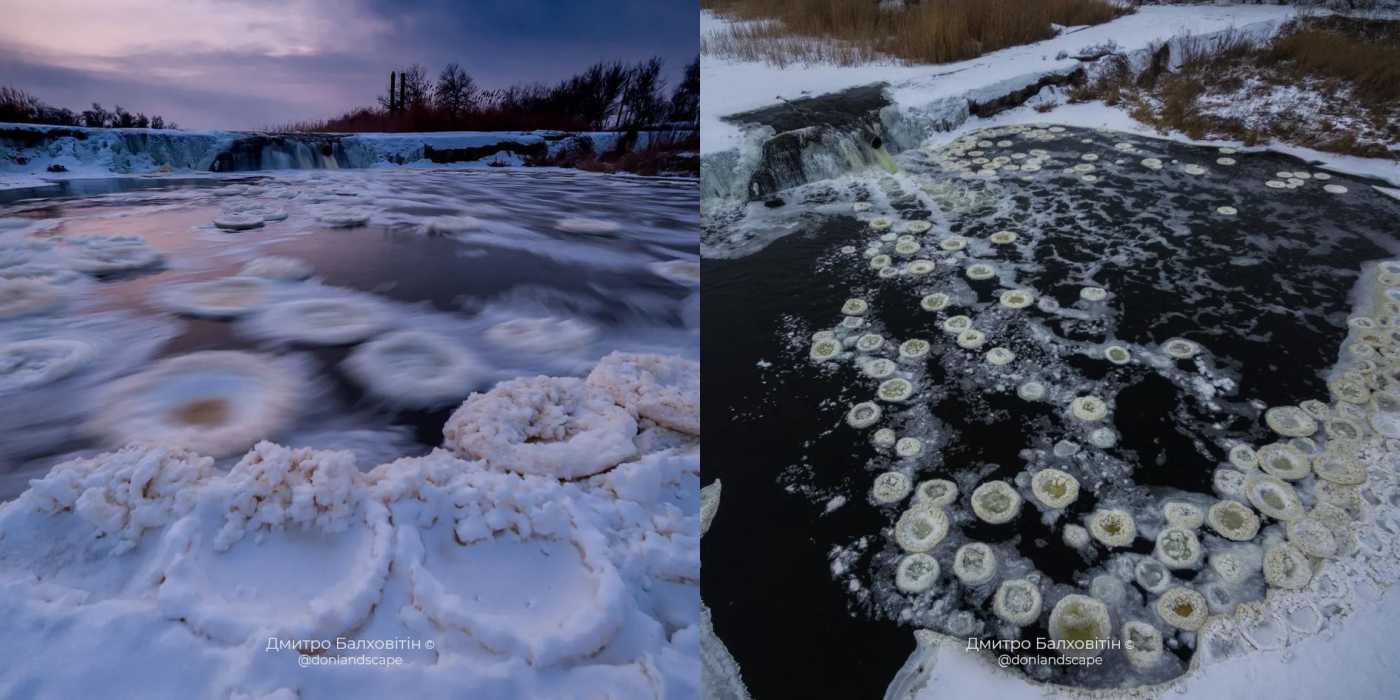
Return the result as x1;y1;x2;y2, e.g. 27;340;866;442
0;168;699;497
701;125;1400;694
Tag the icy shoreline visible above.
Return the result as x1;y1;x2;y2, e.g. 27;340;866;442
0;353;701;699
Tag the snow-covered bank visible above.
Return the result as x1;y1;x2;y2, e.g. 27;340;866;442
0;353;701;699
700;5;1297;156
700;5;1310;201
891;581;1400;700
0;123;688;184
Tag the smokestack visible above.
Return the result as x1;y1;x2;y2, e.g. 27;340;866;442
389;71;397;113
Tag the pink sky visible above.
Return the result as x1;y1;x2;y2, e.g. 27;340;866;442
0;0;697;129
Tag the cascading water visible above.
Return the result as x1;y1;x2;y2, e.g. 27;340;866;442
702;85;929;202
208;135;350;172
0;123;693;174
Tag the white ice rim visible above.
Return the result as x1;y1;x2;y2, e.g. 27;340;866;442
400;501;629;666
212;213;264;231
157;499;394;646
0;338;95;392
245;296;392;346
443;375;639;479
342;330;485;409
89;350;303;458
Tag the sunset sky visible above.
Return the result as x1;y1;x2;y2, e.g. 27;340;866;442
0;0;697;129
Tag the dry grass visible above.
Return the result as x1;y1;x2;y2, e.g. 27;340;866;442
1266;18;1400;104
702;0;1129;67
1072;18;1399;159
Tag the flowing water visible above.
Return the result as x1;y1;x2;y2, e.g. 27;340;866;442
0;168;699;497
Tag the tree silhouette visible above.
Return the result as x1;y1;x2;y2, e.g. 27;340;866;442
433;63;478;119
669;57;699;126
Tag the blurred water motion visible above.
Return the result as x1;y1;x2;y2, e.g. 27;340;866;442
0;169;698;497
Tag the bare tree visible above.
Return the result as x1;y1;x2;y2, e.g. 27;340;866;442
112;105;137;128
617;58;666;130
434;63;478;118
669;56;699;126
399;64;431;111
82;103;110;127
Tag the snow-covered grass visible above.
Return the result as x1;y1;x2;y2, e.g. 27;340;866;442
1071;16;1400;159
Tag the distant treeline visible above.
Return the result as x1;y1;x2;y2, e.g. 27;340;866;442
0;85;177;129
285;56;699;133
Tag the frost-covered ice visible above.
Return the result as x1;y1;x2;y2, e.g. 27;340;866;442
0;278;67;318
0;351;700;698
484;316;599;354
0;124;681;182
556;217;621;234
0;338;94;391
62;235;165;274
587;352;701;437
157;276;271;319
240;255;314;281
443;375;640;479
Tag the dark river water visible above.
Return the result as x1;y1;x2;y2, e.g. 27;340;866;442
701;126;1400;695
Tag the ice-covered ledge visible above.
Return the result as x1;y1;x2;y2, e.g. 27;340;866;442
0;122;691;184
699;5;1299;200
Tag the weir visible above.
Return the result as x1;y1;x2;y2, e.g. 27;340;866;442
699;18;1288;206
0;124;693;173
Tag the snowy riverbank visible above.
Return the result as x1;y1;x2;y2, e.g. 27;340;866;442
701;3;1399;205
700;5;1299;156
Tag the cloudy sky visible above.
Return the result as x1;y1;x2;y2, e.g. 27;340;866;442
0;0;697;129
